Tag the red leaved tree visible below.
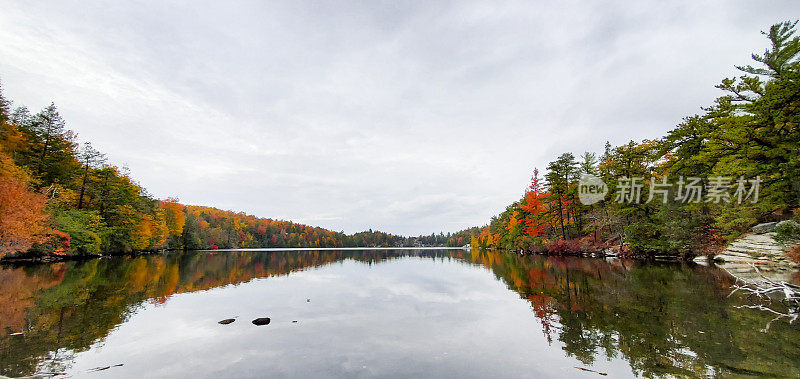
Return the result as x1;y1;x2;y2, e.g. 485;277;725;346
520;168;548;237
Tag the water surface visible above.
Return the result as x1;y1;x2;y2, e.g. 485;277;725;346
1;249;798;377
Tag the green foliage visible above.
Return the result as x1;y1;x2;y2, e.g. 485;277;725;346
52;209;104;255
579;152;597;175
737;20;800;77
774;219;800;246
14;103;79;187
0;80;10;127
545;152;579;239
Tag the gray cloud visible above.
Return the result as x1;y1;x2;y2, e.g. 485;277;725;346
0;0;795;234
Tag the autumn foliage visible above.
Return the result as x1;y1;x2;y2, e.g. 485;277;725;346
0;175;49;257
454;23;800;258
0;82;456;258
519;169;548;238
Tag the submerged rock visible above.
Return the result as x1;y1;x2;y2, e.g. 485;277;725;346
252;317;271;326
218;318;236;325
87;364;124;372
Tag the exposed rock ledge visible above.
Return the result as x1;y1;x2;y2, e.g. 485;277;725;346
694;232;799;282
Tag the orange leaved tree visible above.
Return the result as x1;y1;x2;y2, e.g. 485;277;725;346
0;175;50;257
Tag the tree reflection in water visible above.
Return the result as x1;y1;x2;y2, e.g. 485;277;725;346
0;249;798;377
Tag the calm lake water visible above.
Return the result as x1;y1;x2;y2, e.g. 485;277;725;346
1;249;799;378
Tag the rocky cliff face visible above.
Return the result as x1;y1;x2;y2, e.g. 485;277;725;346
716;233;790;263
694;231;799;282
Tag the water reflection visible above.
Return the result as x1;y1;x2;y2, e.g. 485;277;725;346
0;249;798;377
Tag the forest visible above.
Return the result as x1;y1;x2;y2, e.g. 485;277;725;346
0;93;454;259
455;21;800;259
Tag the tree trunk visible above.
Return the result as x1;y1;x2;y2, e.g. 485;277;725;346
78;163;89;209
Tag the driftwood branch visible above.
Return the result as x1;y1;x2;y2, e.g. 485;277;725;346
724;263;800;332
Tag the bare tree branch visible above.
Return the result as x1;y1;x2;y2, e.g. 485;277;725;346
723;263;800;332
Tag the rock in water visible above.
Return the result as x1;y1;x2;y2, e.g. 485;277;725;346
252;317;271;326
218;318;236;325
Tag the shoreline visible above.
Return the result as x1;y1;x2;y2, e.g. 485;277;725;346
3;245;796;269
0;246;688;265
0;247;463;264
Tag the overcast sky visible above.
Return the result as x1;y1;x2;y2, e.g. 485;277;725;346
0;1;794;235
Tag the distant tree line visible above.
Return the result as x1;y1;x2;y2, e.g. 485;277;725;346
0;89;458;259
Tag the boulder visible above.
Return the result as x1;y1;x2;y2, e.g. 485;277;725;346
752;222;777;234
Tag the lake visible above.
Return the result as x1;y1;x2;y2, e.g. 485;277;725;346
1;249;799;378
